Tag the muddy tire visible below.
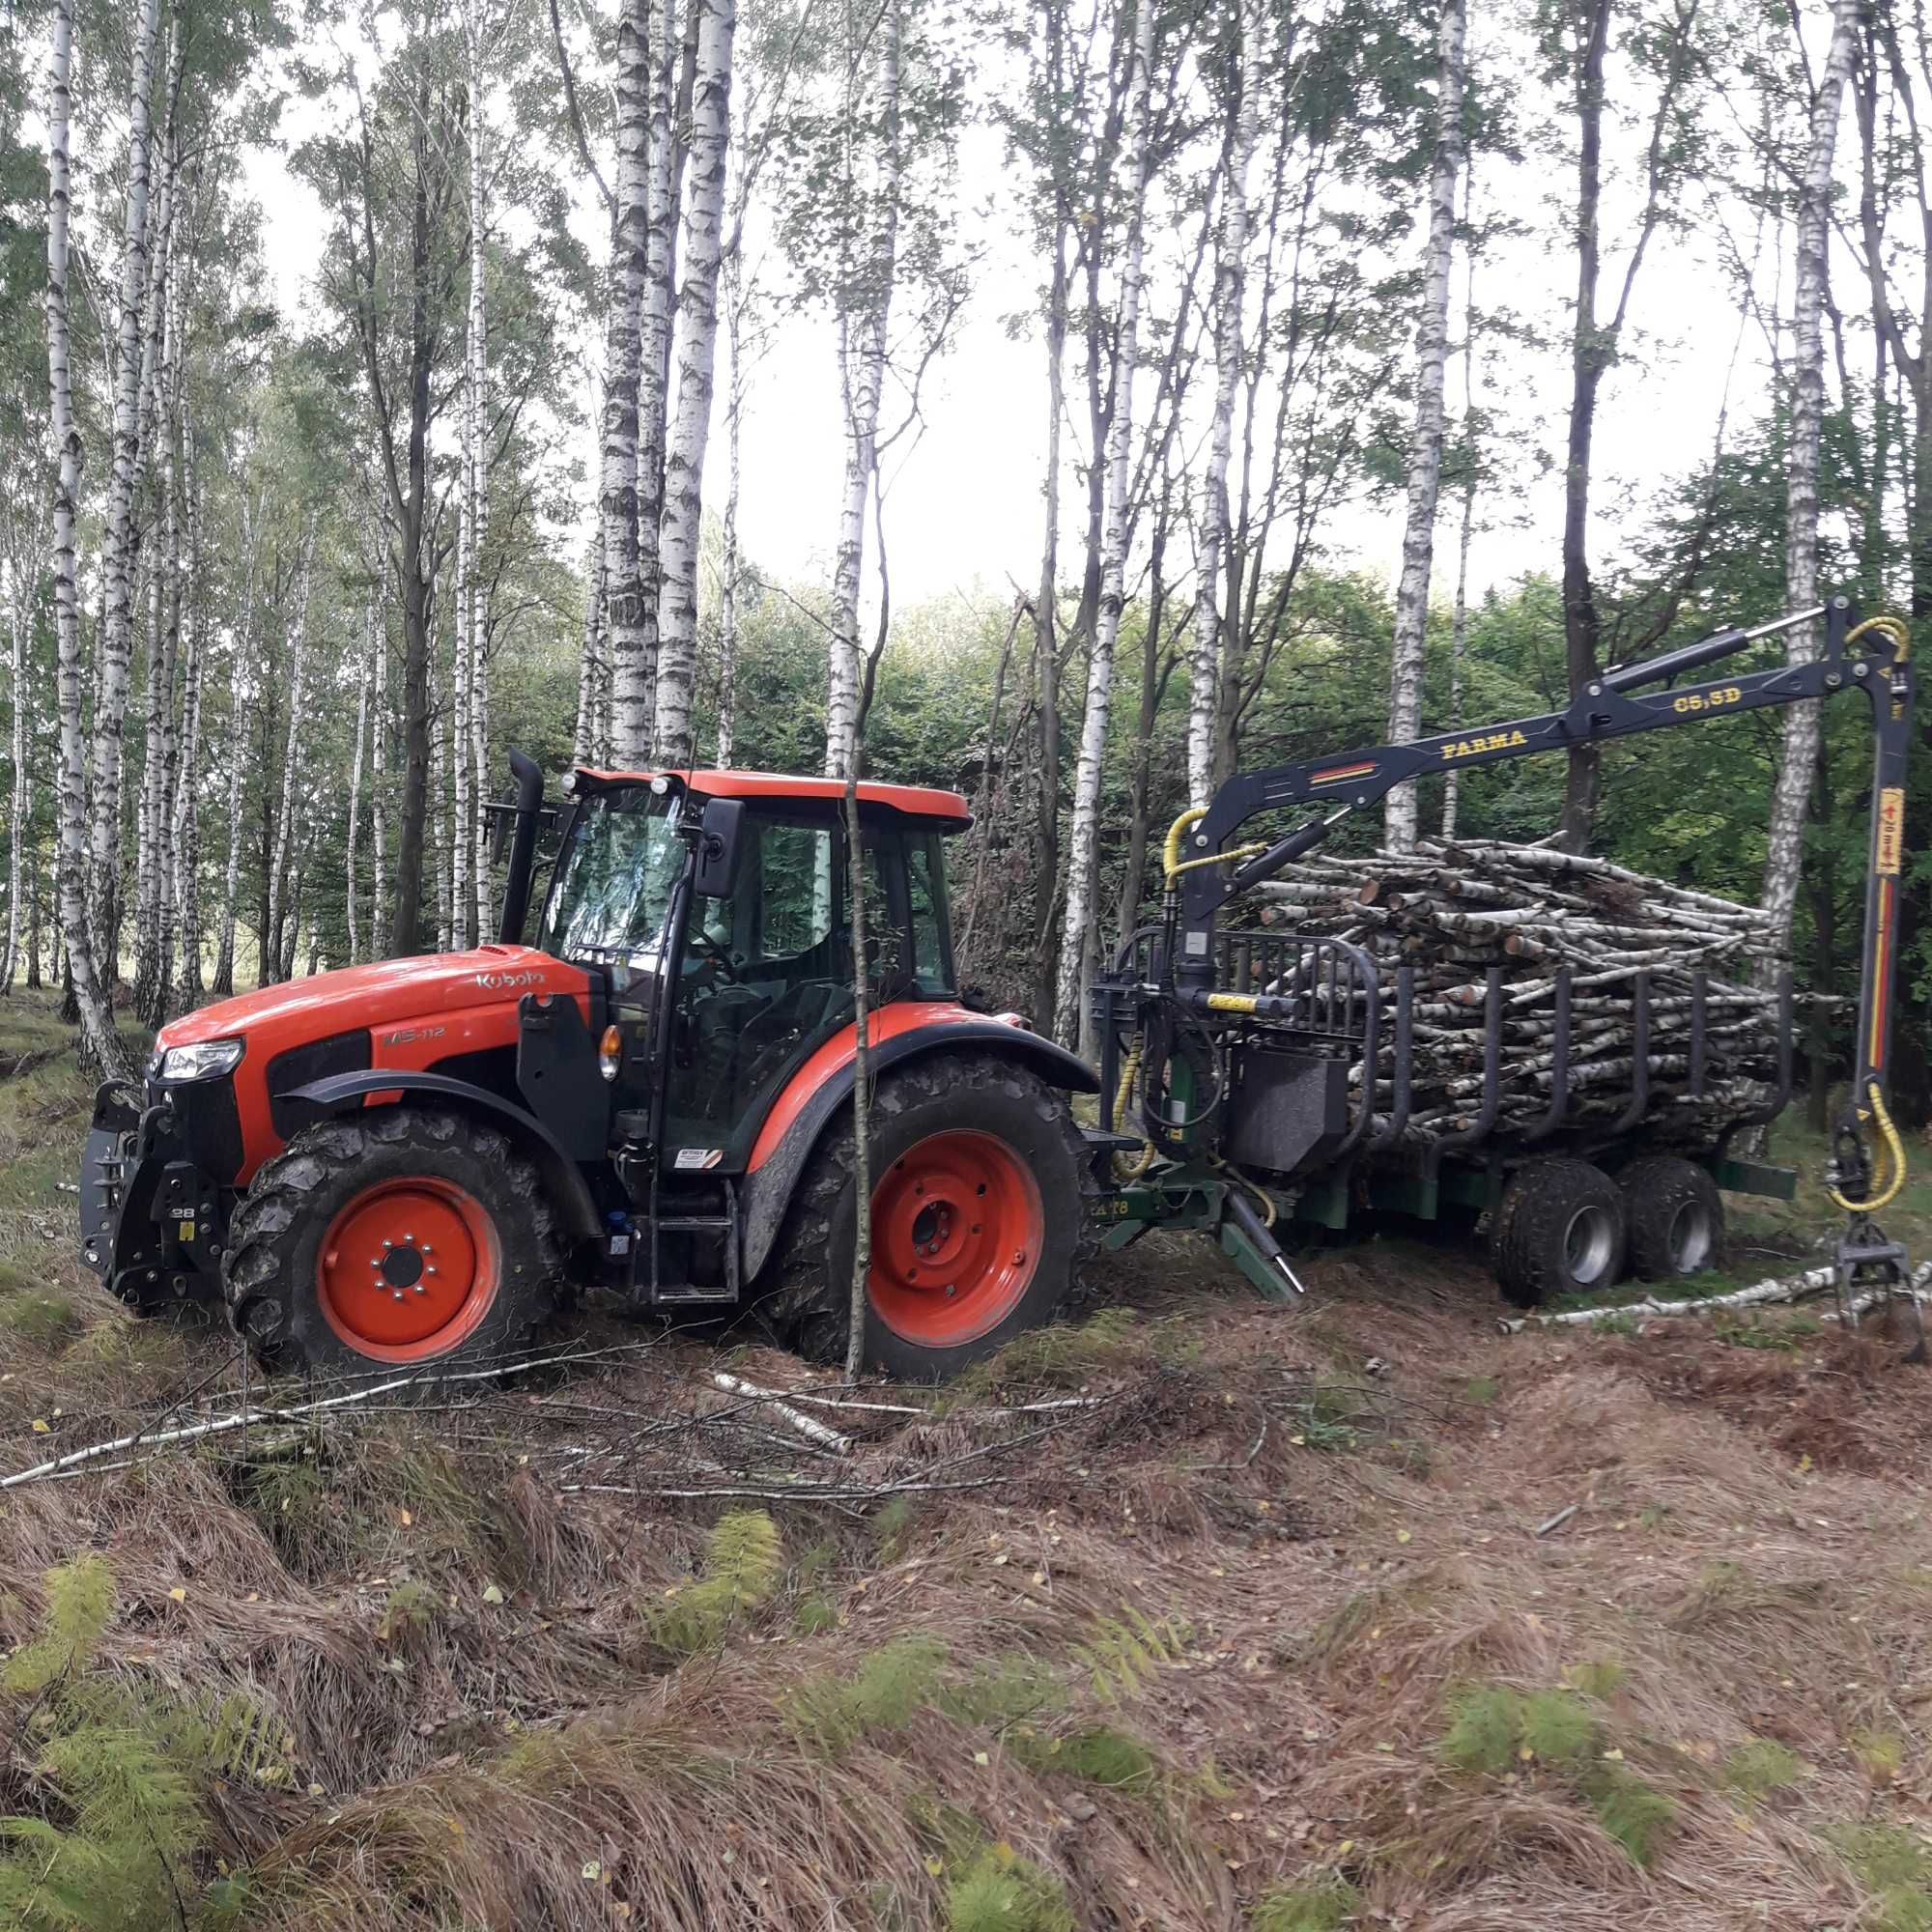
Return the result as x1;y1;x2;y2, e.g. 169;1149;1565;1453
1489;1156;1627;1309
222;1109;563;1380
768;1052;1097;1379
1619;1154;1722;1282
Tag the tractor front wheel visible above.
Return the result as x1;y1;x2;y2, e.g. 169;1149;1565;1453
773;1053;1094;1379
223;1109;564;1378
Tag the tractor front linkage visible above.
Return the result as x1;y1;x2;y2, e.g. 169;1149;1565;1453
1092;596;1920;1340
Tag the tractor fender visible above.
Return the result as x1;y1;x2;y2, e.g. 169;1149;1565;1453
738;1018;1098;1286
281;1069;604;1245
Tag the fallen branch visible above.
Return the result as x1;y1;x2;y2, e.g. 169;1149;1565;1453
711;1374;853;1455
1499;1261;1932;1335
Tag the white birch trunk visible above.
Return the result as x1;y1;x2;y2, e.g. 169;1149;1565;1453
265;535;315;987
603;0;653;765
46;0;125;1072
653;0;736;769
214;491;261;995
452;492;473;949
457;0;491;948
348;599;372;963
431;654;452;952
372;611;388;949
576;528;608;767
1051;0;1154;1046
633;0;678;754
472;623;490;929
1186;0;1262;811
2;541;28;992
824;6;902;782
1762;0;1860;952
170;430;205;1006
1383;0;1466;854
88;0;164;980
716;236;744;768
1441;169;1479;843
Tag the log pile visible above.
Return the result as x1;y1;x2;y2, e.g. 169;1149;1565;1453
1236;838;1782;1149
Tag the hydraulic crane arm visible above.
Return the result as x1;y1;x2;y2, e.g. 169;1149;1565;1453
1176;596;1914;1131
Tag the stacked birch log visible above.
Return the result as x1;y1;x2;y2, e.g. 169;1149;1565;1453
1239;838;1782;1149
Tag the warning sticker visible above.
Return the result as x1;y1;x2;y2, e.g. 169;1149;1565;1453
1878;786;1906;876
673;1148;724;1171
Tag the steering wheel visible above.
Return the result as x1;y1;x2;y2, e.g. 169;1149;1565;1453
687;927;743;983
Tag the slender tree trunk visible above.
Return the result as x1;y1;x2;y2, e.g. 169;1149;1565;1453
1032;225;1067;1034
213;494;261;996
576;527;608;765
1763;0;1861;954
653;0;736;767
45;0;128;1075
603;0;652;764
824;4;902;782
1117;508;1171;943
452;498;473;947
1383;0;1465;851
373;612;389;949
169;424;204;1006
715;242;744;767
265;536;315;986
1187;0;1262;811
1441;168;1479;841
348;599;372;963
88;0;164;985
1;528;39;993
432;654;452;953
1053;0;1154;1048
635;0;679;752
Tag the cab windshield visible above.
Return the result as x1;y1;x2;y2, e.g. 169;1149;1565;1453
537;785;688;980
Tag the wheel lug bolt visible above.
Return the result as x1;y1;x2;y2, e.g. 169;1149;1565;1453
392;1290;404;1301
382;1238;393;1249
426;1266;439;1276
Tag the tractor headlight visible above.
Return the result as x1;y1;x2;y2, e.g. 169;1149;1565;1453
598;1025;622;1082
156;1037;245;1085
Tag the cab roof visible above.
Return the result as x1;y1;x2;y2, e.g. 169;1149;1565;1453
575;768;973;829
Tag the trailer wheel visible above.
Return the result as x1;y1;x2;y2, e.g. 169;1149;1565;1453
222;1109;564;1379
770;1052;1095;1379
1619;1155;1723;1281
1490;1157;1628;1308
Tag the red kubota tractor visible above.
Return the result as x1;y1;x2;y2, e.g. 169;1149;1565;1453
81;766;1106;1380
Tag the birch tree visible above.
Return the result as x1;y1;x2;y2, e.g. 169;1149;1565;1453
46;0;128;1073
1761;0;1861;954
213;491;261;996
169;436;206;1008
1052;0;1154;1047
348;599;373;961
90;0;165;981
0;517;41;995
653;0;737;768
264;534;315;986
1382;0;1465;852
1186;0;1262;812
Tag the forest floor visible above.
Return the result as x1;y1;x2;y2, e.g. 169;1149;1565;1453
4;988;1932;1930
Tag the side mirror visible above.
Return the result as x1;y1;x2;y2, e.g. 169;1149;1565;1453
693;796;745;899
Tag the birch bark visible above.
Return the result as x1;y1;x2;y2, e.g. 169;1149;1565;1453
265;534;314;987
372;611;388;948
1051;0;1155;1047
348;599;372;962
46;0;128;1075
1186;0;1262;811
89;0;164;980
1763;0;1861;953
1383;0;1465;853
456;0;491;948
715;239;744;767
653;0;736;768
0;526;37;993
602;0;652;764
825;5;902;781
213;492;260;995
1441;169;1478;841
170;429;204;1006
576;528;608;766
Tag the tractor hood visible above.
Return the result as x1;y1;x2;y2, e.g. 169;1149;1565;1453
154;946;589;1055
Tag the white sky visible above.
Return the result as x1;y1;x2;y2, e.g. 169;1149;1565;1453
241;26;1799;621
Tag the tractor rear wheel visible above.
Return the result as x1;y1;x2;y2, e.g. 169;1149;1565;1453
771;1052;1095;1379
1489;1156;1628;1309
1619;1154;1723;1281
223;1109;563;1378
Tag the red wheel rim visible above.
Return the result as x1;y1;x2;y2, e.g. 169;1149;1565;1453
867;1130;1043;1347
315;1177;500;1362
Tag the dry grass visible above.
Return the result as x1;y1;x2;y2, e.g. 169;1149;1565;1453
4;1000;1932;1926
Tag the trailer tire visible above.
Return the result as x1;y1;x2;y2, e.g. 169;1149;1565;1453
1490;1157;1627;1308
222;1109;564;1380
1619;1155;1723;1282
770;1051;1096;1380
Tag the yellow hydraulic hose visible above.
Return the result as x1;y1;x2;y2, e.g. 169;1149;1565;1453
1828;1078;1908;1214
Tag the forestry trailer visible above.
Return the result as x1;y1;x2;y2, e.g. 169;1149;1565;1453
78;596;1918;1378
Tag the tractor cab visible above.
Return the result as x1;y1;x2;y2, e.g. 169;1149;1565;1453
534;769;970;1181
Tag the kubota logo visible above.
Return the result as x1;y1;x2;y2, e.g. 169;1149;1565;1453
473;969;546;993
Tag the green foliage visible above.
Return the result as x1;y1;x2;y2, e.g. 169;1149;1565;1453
1587;1767;1676;1869
1438;1685;1523;1776
1517;1690;1599;1766
1723;1739;1803;1802
792;1595;839;1636
1250;1877;1362;1932
0;1557;288;1930
945;1842;1076;1932
0;1290;78;1346
871;1495;916;1560
1560;1658;1629;1701
1049;1724;1159;1790
783;1635;949;1752
1071;1604;1191;1706
650;1510;784;1655
378;1579;442;1644
1839;1823;1932;1926
936;1654;1066;1728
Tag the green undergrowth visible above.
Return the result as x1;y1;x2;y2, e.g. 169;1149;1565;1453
650;1508;783;1653
1438;1681;1676;1868
1836;1825;1932;1932
1250;1876;1362;1932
